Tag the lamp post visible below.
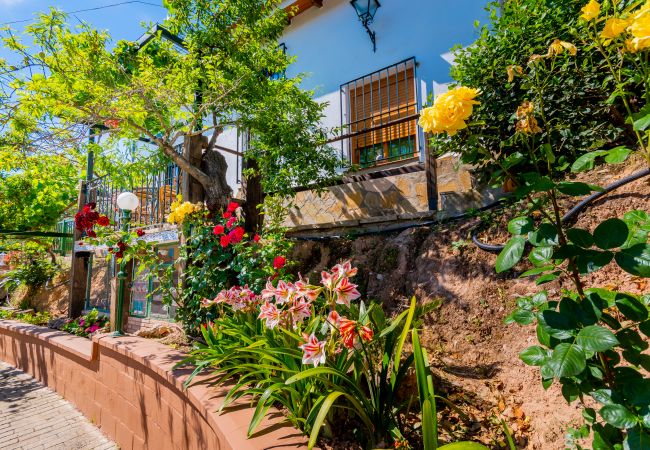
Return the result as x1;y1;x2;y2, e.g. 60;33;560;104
114;191;139;335
350;0;381;52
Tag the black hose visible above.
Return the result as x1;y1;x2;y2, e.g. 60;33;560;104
472;168;650;253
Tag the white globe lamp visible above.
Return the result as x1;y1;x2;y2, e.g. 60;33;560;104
116;192;139;211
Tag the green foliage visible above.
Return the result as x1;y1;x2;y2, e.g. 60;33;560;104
447;0;635;185
0;1;340;211
1;247;58;293
0;309;51;326
0;156;77;231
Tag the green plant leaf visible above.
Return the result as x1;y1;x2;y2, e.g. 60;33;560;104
548;342;586;378
615;293;648;322
615;244;650;277
633;112;650;131
437;443;491;450
422;396;438;450
604;146;631;164
625;426;650;450
519;346;548;366
576;250;614;274
496;236;526;273
528;223;559;247
508;216;534;235
599;404;637;429
505;309;535;325
571;150;607;173
529;246;553;266
557;181;603;196
566;228;594;248
393;296;416;374
576;325;619;353
594;219;629;250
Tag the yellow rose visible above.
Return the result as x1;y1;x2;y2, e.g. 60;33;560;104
547;39;578;56
506;65;524;82
626;7;650;52
581;0;601;21
515;102;542;134
601;17;630;42
418;87;480;136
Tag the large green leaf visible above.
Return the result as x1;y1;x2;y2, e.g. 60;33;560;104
576;326;619;353
600;404;637;430
576;250;614;274
528;246;553;266
557;181;603;196
566;228;594;248
508;216;534;235
594;219;629;250
615;294;648;322
519;345;548;366
422;396;438;450
615;244;650;277
604;146;632;164
548;342;586;378
571;150;607;173
496;236;526;273
528;223;559;247
625;426;650;450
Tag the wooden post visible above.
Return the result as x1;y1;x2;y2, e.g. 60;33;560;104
68;180;88;318
242;158;264;233
423;134;438;211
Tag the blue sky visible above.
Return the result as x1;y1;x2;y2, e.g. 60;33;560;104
0;0;168;59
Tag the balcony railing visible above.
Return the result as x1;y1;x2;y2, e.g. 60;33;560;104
86;163;181;228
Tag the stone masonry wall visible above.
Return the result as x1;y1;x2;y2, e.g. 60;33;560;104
283;154;495;230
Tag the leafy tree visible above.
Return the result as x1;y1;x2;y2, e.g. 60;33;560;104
0;0;340;215
0;155;77;231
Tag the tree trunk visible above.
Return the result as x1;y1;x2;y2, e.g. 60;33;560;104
242;158;264;233
201;148;232;212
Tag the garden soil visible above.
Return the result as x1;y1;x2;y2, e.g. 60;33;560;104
291;159;649;450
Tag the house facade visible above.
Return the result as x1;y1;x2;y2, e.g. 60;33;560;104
217;0;496;231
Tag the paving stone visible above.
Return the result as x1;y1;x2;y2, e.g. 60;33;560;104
0;362;116;450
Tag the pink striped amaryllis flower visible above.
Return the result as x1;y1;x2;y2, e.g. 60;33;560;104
338;317;374;350
288;298;312;327
202;285;260;311
334;277;361;307
295;275;322;302
332;261;358;279
273;280;297;305
258;300;281;329
299;333;326;367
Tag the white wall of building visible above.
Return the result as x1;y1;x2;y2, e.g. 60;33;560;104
217;0;488;193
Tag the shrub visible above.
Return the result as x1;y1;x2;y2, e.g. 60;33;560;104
446;0;637;186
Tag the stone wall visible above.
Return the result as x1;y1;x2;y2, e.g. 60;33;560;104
0;320;308;450
283;154;498;231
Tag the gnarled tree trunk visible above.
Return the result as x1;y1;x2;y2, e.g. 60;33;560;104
201;147;232;212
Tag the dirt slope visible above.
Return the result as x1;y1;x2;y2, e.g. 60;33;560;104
291;160;650;449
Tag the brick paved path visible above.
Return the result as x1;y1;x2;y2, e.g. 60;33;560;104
0;361;116;450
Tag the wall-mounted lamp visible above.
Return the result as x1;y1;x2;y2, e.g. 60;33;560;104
350;0;381;52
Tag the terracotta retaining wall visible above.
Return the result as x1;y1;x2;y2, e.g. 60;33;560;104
0;320;308;450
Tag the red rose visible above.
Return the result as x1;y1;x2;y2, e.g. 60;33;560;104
136;229;145;237
273;256;286;270
226;217;236;228
97;215;110;226
213;225;225;235
86;229;97;238
253;234;261;243
228;226;245;244
226;201;239;213
115;251;124;259
222;211;232;219
220;235;230;248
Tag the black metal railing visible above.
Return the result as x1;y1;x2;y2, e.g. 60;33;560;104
339;57;420;169
86;163;181;227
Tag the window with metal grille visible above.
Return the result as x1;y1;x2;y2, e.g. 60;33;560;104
340;58;419;168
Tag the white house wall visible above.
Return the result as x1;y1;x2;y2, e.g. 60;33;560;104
217;0;488;193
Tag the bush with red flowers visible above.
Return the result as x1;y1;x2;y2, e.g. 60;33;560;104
74;203;110;237
175;200;293;334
